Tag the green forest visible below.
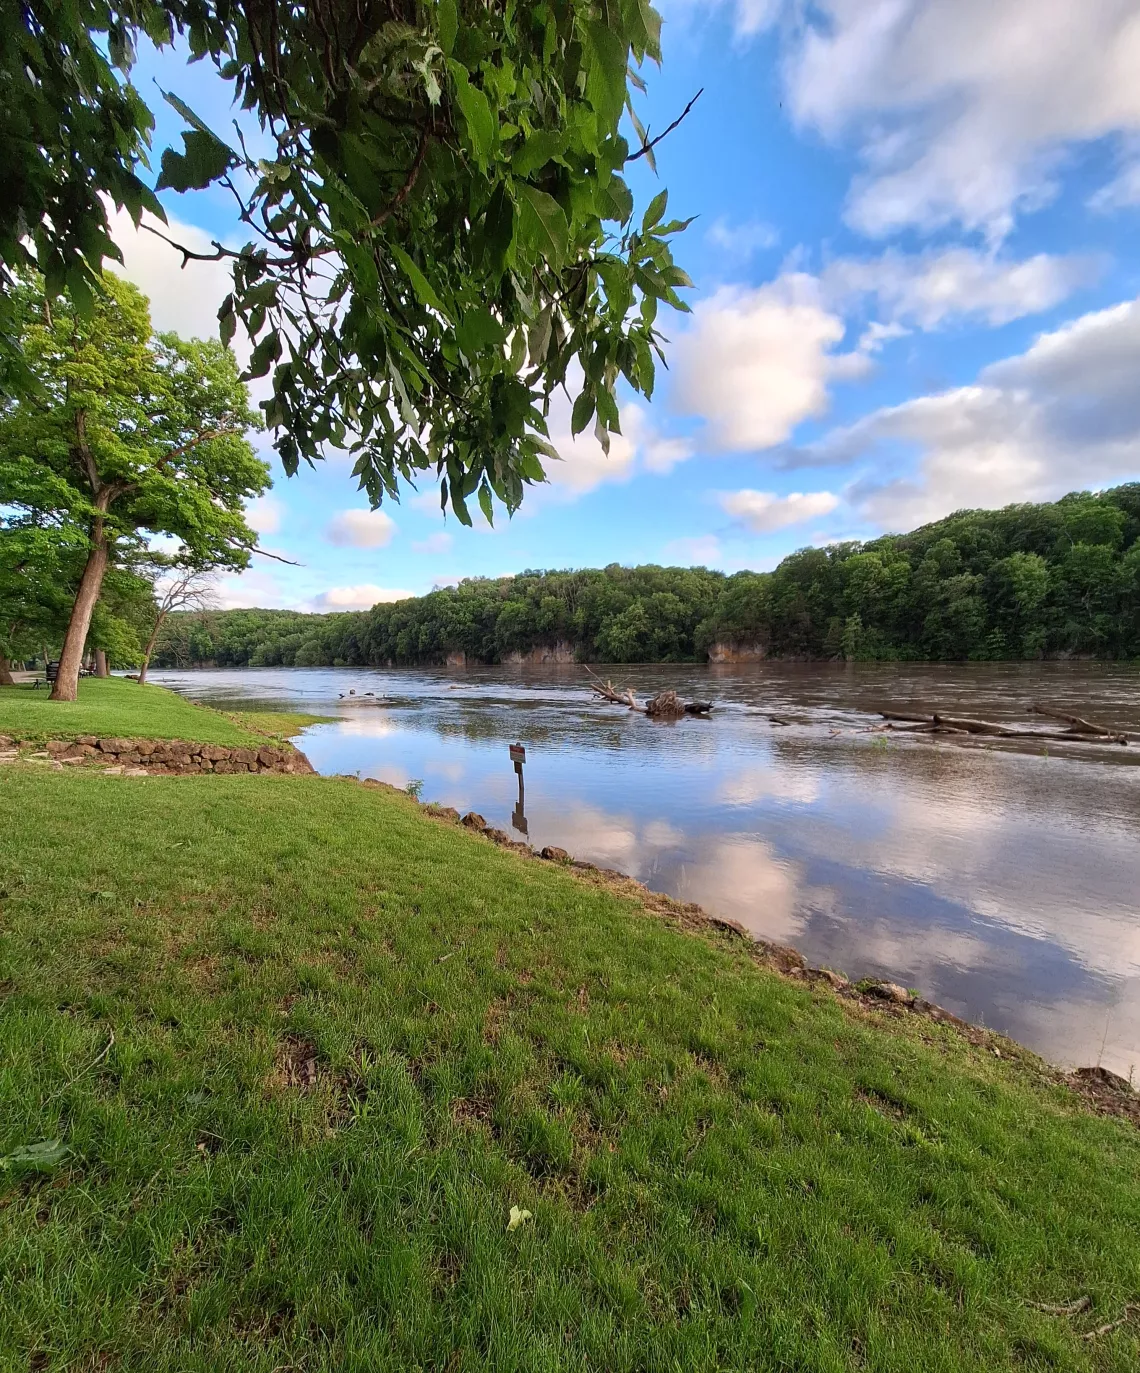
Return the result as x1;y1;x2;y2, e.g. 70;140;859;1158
153;484;1140;668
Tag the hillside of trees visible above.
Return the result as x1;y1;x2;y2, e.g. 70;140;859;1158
153;485;1140;668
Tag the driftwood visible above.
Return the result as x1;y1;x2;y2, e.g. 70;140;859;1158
878;709;1129;746
1028;702;1119;736
584;667;712;718
645;690;684;718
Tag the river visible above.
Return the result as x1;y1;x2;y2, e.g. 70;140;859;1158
150;661;1140;1078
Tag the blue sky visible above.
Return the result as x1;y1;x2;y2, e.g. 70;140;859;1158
113;0;1140;610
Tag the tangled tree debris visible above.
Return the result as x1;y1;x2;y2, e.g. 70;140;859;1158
584;668;712;718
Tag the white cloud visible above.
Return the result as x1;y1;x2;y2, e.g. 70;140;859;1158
212;569;296;610
810;295;1140;529
663;535;723;565
1090;134;1140;210
535;383;695;498
412;531;454;555
325;509;398;548
688;1;1140;240
244;494;285;536
781;0;1140;240
108;206;242;356
671;275;860;451
705;216;779;262
543;390;640;494
720;489;841;532
311;585;415;611
822;248;1100;331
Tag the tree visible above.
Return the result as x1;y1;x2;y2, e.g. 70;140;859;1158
4;1;694;523
137;562;217;684
0;274;269;701
0;521;83;682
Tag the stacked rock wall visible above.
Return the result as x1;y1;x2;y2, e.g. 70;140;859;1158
32;737;315;775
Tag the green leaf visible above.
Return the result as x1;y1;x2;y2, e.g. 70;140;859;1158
585;23;629;131
456;307;507;356
516;186;570;272
247;329;282;379
571;388;596;436
528;305;553;367
642;190;668;231
511;130;565;178
449;63;495;162
389;244;450;320
478;481;494;526
157;130;236;193
438;0;458;56
161;91;221;140
0;1140;69;1171
481;185;515;279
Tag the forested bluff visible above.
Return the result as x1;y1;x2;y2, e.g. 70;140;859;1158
154;486;1140;668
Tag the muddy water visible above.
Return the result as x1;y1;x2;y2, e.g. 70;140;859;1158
151;661;1140;1077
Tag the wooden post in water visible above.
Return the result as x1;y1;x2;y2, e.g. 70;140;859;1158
510;742;527;836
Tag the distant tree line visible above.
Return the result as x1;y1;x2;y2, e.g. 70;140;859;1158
154;485;1140;669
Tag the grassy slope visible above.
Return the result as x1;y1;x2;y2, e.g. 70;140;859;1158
0;678;314;747
1;766;1138;1371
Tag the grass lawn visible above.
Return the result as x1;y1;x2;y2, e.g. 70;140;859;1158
0;678;316;748
1;758;1138;1371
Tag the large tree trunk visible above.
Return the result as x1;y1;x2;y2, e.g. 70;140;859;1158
0;654;14;686
94;649;109;677
50;516;110;702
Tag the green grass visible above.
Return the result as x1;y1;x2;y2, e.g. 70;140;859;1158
0;678;311;747
1;764;1138;1371
224;708;338;741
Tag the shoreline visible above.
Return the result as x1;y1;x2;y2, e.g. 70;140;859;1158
4;717;1138;1124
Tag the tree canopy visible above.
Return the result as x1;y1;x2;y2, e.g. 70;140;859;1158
154;485;1140;669
3;0;693;522
0;273;269;698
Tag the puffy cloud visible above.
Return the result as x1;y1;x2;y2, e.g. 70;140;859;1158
805;295;1140;529
670;276;859;451
687;0;1140;240
537;384;694;498
412;531;454;555
325;509;398;548
108;205;241;355
705;216;779;262
311;585;415;611
822;247;1100;331
720;488;840;533
662;535;723;565
244;495;285;536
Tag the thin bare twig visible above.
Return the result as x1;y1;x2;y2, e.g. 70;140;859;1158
628;88;703;163
1026;1296;1091;1316
1082;1304;1139;1341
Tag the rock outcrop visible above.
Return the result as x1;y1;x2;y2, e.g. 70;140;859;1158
707;639;767;663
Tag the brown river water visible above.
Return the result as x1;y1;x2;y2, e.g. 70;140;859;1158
151;661;1140;1078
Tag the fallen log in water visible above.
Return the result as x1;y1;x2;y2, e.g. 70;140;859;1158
1027;702;1123;736
878;709;1128;746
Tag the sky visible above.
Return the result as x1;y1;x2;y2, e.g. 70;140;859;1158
113;0;1140;611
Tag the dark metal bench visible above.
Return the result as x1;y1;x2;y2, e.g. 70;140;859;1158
32;661;60;690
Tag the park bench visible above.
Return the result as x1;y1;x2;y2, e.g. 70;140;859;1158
31;661;60;690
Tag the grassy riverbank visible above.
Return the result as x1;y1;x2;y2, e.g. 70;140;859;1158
1;687;1138;1369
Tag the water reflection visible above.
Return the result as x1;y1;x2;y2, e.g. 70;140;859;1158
151;663;1140;1077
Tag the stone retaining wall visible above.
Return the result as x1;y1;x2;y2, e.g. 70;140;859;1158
0;734;315;775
